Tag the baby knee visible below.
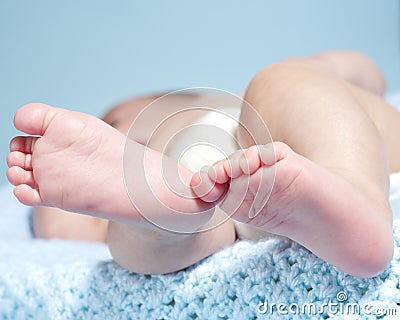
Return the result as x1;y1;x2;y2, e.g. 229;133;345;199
244;60;321;106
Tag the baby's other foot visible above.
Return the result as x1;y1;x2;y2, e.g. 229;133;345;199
192;142;288;223
193;141;394;277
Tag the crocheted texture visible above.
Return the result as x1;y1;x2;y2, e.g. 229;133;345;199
0;180;400;320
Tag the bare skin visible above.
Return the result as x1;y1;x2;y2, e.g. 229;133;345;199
31;95;167;242
32;207;108;242
6;51;399;277
193;141;393;278
193;53;399;277
6;99;235;274
290;51;387;96
32;94;235;243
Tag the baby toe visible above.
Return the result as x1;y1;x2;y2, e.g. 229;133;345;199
259;142;290;166
259;143;277;166
223;153;243;179
7;166;36;188
210;162;229;184
7;151;32;170
14;184;41;206
240;146;261;175
191;169;213;198
14;103;55;135
191;167;226;203
10;136;37;154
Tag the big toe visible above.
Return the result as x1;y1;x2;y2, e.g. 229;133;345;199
14;103;56;135
191;167;227;203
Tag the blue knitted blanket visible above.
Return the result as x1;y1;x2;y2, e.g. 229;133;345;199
0;174;399;320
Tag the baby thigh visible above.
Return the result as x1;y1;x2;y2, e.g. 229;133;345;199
238;60;391;203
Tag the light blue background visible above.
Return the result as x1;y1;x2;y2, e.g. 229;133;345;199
1;0;399;183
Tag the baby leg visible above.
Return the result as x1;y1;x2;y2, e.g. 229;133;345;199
31;206;108;242
193;58;396;278
241;60;396;277
285;50;387;96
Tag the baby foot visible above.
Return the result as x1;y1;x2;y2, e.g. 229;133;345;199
7;103;215;232
192;142;394;277
192;142;291;225
7;103;127;212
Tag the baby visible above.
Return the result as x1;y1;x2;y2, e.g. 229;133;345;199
6;51;399;278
